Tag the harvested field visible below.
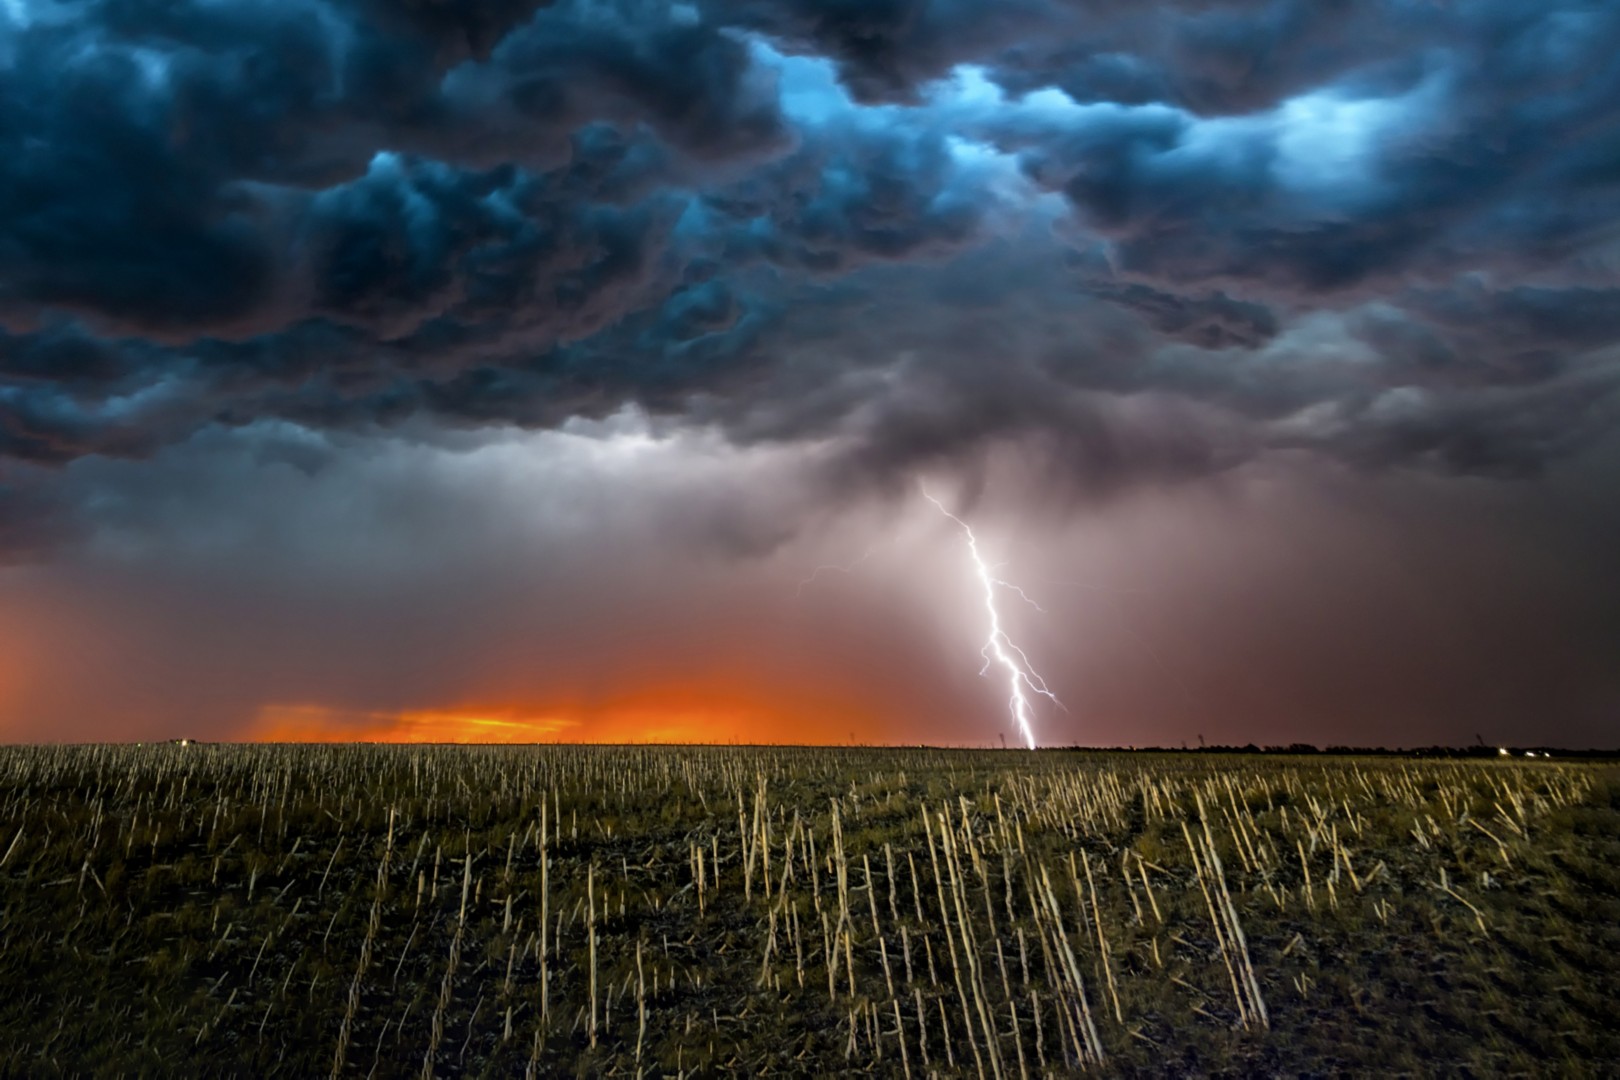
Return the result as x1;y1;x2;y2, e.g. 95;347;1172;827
0;744;1615;1075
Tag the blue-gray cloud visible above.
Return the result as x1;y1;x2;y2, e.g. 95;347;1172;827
0;0;1618;553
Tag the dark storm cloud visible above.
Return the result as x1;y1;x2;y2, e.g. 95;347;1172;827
987;1;1426;118
698;0;1048;104
305;150;681;342
979;3;1620;302
0;321;142;388
0;0;1616;562
1291;369;1620;479
703;119;987;271
0;0;787;338
1089;283;1278;351
701;0;1398;113
1405;285;1620;378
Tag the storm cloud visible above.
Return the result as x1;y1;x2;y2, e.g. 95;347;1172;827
1;0;1616;477
0;0;1617;745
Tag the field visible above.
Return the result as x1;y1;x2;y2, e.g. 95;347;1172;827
0;745;1615;1077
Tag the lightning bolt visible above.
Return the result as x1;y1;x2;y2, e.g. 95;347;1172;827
922;487;1062;750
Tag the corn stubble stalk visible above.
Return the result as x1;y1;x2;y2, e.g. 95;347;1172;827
1080;850;1123;1026
1183;800;1268;1031
422;848;472;1080
331;807;395;1078
635;939;647;1076
1035;862;1104;1065
924;807;988;1078
588;862;599;1050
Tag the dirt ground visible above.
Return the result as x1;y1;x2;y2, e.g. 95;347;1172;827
0;744;1613;1076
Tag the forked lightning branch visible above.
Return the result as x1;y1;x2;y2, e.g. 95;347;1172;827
922;487;1064;749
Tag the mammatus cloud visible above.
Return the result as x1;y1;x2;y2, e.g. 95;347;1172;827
1;1;1615;489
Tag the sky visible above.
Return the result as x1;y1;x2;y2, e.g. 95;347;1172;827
1;0;1618;748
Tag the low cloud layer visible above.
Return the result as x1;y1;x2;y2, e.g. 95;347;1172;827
1;0;1617;744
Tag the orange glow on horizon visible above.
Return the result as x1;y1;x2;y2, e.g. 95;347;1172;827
248;682;889;745
251;705;581;744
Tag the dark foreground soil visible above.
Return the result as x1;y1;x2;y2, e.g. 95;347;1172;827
0;744;1614;1077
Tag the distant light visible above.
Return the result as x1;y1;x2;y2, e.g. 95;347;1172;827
1498;747;1509;756
1524;751;1534;758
